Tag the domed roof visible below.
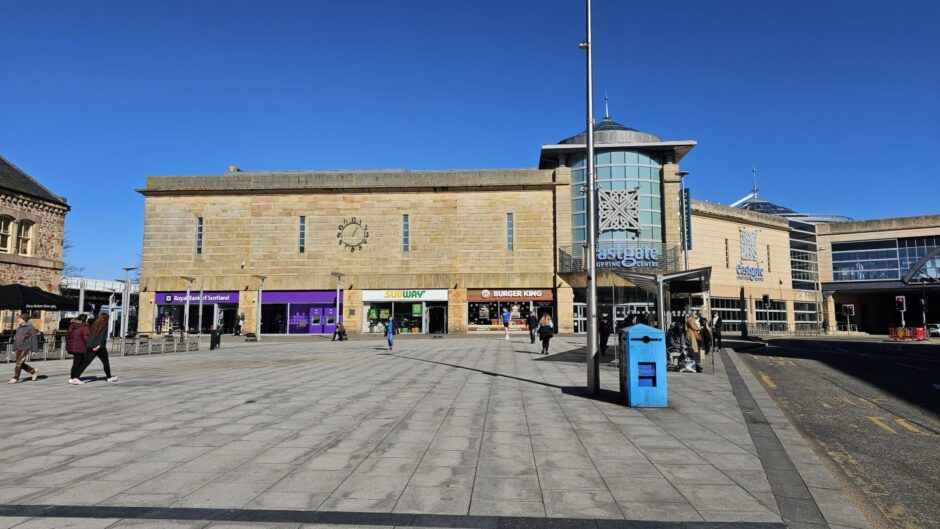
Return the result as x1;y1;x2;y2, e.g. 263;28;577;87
559;117;662;145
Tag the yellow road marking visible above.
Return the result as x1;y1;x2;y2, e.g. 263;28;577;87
857;397;876;407
819;401;831;409
787;360;797;366
866;416;897;434
840;397;857;406
894;419;922;434
758;371;778;389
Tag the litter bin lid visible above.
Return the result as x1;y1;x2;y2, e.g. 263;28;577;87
623;323;665;339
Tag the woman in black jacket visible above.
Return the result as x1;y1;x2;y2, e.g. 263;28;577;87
537;314;554;355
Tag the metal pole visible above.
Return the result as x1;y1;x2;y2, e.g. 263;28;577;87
656;275;665;330
183;283;191;340
121;271;130;339
78;279;85;315
257;281;264;341
335;280;341;327
197;288;204;335
581;0;599;394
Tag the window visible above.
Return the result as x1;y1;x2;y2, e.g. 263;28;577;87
767;244;772;273
710;298;743;332
15;221;32;256
506;213;514;251
756;299;788;332
724;239;729;268
195;217;204;255
299;216;306;253
403;214;410;252
0;216;11;253
794;302;820;331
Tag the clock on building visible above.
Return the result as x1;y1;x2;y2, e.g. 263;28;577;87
337;217;369;252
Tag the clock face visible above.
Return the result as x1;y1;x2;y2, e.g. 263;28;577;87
337;218;369;252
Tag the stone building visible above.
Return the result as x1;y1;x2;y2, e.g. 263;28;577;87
0;155;70;331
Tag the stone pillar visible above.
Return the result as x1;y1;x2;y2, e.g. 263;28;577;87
241;290;259;334
662;163;683;252
824;293;836;334
137;292;156;334
556;282;574;334
448;288;467;333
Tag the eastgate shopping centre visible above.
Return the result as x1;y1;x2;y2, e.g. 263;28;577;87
137;115;940;337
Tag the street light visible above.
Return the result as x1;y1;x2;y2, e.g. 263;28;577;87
253;275;267;341
121;266;139;339
331;272;345;332
676;171;690;271
580;0;599;394
179;275;195;340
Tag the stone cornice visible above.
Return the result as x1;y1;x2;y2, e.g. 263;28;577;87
0;252;63;270
817;214;940;236
691;199;789;230
0;191;70;216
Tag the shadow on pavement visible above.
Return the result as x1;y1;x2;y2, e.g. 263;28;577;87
0;503;786;528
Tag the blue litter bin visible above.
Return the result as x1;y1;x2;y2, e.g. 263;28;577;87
618;323;667;407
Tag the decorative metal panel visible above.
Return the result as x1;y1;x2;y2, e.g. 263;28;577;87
740;229;758;261
598;188;641;233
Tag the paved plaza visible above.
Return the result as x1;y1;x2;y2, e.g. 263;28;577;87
0;336;869;529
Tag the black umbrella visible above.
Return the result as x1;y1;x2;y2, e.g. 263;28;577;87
0;284;79;311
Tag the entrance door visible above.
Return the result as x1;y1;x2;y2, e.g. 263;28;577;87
427;305;447;334
322;306;337;335
309;307;324;334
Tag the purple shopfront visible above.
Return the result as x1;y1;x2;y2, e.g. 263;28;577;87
261;291;343;335
155;291;240;335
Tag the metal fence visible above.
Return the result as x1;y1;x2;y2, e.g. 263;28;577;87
1;334;200;363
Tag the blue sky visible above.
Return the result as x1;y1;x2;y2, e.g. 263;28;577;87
2;0;938;279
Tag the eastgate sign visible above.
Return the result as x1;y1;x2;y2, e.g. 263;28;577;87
736;264;765;281
596;246;660;269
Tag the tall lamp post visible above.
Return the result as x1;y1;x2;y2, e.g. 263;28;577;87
676;171;690;271
179;276;195;340
331;272;344;328
579;0;599;394
121;266;139;339
253;275;267;340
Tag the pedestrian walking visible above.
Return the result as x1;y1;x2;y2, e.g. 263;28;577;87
685;312;700;355
385;315;397;351
501;308;511;341
526;312;538;344
698;314;712;355
599;313;612;358
8;313;40;384
79;314;117;382
711;313;722;351
66;314;90;385
537;314;554;355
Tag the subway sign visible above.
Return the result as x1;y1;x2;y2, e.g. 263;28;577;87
596;246;660;269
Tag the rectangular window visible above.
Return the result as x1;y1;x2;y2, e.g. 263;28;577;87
507;213;514;251
195;217;203;255
767;244;771;273
403;214;410;252
724;239;729;268
299;216;306;253
0;217;10;252
16;222;32;256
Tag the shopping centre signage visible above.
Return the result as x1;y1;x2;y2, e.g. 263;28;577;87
362;289;449;302
736;264;765;282
737;229;764;281
156;291;240;305
596;246;661;270
469;289;554;301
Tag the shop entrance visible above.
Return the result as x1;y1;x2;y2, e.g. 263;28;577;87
427;304;447;334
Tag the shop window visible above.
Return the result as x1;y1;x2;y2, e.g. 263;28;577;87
299;216;306;253
0;216;11;253
507;213;514;251
403;214;410;252
767;245;772;273
725;239;729;268
195;217;204;255
15;221;33;256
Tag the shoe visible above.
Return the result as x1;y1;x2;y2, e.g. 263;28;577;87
107;376;118;382
32;369;39;381
504;335;510;341
68;378;77;385
71;378;84;385
7;378;18;384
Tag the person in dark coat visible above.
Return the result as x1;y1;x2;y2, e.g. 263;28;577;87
9;313;39;384
526;313;539;344
385;316;398;351
537;314;554;355
711;313;722;351
599;314;612;358
66;315;89;385
80;314;117;382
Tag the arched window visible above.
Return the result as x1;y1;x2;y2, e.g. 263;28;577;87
0;216;11;253
16;221;33;256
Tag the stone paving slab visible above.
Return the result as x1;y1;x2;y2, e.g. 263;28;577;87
0;335;861;528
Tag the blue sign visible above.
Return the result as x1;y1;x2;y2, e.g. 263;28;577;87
683;188;692;251
736;264;765;281
597;246;660;269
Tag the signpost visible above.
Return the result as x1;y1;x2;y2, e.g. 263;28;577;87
843;304;855;331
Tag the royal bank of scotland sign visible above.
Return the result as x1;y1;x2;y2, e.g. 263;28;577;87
598;188;641;233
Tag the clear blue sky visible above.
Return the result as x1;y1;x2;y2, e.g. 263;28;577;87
2;0;938;279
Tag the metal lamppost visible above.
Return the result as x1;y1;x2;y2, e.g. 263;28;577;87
180;276;195;340
331;272;344;328
676;171;690;271
253;274;267;340
579;0;599;394
121;266;138;339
